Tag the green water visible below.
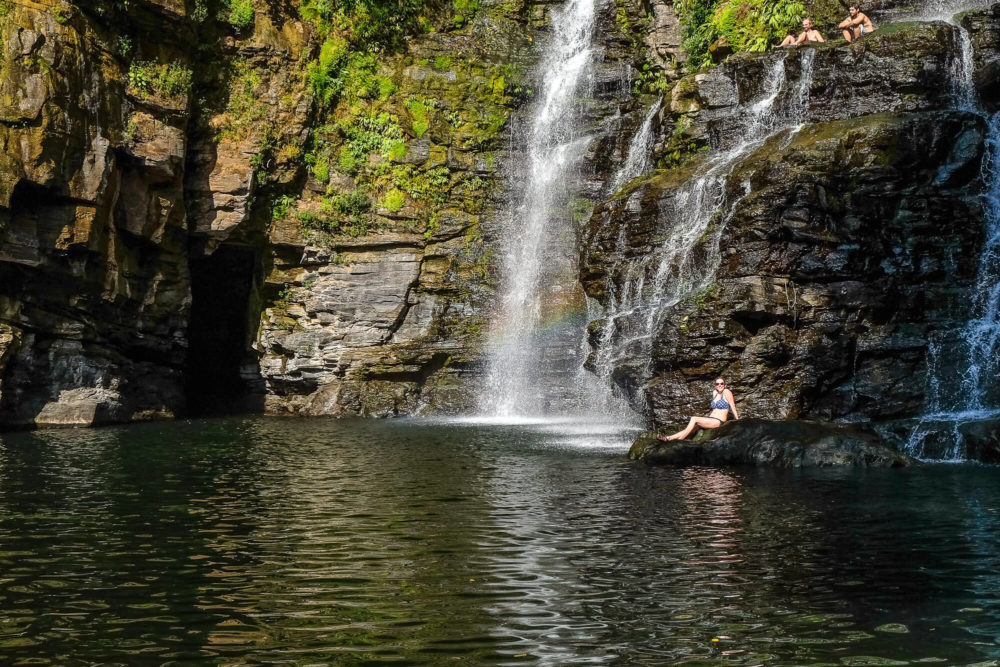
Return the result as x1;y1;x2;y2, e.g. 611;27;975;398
0;417;998;665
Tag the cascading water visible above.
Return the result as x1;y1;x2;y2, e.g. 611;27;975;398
908;0;993;21
905;12;1000;459
589;50;816;407
478;0;632;423
609;98;663;193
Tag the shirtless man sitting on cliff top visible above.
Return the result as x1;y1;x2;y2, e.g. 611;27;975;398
795;18;825;45
840;5;875;42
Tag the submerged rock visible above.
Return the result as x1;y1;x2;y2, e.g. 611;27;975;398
630;418;915;467
957;418;1000;463
871;416;1000;462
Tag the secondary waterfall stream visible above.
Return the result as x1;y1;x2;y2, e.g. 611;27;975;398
905;8;1000;458
609;98;663;193
589;49;816;409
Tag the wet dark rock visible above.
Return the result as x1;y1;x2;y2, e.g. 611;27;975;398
584;111;987;425
583;7;1000;436
630;418;915;467
875;415;1000;462
963;4;1000;111
648;22;964;168
958;418;1000;463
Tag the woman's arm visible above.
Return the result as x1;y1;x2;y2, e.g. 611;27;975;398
794;32;806;44
814;31;825;42
725;389;740;419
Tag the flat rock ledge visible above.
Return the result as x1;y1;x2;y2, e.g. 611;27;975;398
630;419;915;468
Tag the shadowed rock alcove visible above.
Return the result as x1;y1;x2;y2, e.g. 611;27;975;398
185;245;264;417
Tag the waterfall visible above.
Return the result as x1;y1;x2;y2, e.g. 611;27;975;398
590;50;816;408
904;13;1000;458
908;0;993;21
610;98;663;193
479;0;626;420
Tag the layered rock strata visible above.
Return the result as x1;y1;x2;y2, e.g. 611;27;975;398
0;0;194;426
0;0;669;425
582;16;1000;433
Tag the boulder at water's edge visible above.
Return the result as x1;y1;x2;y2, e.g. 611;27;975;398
630;418;915;467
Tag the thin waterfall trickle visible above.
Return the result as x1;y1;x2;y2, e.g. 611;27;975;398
905;14;1000;458
590;50;816;408
610;98;663;193
478;0;631;422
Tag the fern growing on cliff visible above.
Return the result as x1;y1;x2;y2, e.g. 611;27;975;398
677;0;805;68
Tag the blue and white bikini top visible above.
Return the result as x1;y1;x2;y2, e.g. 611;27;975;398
710;391;731;411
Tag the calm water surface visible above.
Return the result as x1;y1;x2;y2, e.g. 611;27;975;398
1;417;999;665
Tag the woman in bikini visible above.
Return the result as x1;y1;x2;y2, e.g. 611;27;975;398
657;378;740;441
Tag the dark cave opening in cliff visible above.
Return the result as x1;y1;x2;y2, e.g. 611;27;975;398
185;245;263;417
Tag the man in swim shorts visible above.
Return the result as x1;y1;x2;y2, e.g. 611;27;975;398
840;5;874;42
795;18;824;44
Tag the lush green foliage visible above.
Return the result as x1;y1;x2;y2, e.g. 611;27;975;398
226;0;254;31
128;61;193;99
677;0;805;68
334;112;404;175
300;0;437;50
452;0;478;27
214;59;270;140
382;189;406;213
257;0;501;242
272;195;299;220
405;99;430;137
295;187;386;237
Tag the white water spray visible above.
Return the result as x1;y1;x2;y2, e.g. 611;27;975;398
610;98;663;192
905;10;1000;458
478;0;633;424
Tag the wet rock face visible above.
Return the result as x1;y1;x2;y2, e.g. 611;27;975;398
0;0;192;426
630;418;915;467
644;111;986;424
876;415;1000;462
583;16;1000;429
964;4;1000;110
256;0;652;417
646;22;962;169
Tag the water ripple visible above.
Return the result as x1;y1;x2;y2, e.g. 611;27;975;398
0;418;999;664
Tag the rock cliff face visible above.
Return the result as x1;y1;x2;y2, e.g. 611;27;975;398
253;0;656;417
581;11;1000;436
0;0;194;426
3;0;1000;439
0;0;662;425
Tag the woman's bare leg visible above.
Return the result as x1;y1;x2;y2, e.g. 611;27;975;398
662;416;725;441
663;417;698;440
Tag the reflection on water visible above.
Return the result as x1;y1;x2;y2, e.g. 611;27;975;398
0;417;999;664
